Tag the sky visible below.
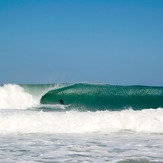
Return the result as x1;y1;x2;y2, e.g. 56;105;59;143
0;0;163;85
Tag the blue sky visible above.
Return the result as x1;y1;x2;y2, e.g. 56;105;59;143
0;0;163;85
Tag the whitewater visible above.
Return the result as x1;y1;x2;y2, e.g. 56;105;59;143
0;83;163;163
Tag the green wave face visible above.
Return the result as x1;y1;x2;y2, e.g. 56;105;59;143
40;83;163;111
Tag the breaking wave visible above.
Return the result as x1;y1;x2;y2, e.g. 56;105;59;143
1;83;163;111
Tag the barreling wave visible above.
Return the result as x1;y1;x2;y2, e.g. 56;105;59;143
1;83;163;134
1;83;163;111
41;83;163;111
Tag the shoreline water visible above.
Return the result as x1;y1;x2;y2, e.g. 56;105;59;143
0;132;163;163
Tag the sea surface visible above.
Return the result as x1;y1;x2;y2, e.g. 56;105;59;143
0;83;163;163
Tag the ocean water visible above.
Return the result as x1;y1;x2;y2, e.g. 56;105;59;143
0;83;163;163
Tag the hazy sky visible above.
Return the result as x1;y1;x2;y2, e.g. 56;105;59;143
0;0;163;85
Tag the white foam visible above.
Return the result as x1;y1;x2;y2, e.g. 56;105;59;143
0;109;163;134
0;84;39;109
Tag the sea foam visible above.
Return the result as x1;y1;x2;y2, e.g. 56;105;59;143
0;84;39;109
0;109;163;134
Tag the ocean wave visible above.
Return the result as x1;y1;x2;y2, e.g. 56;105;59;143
1;83;163;111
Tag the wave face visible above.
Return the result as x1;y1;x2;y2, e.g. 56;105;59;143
41;83;163;111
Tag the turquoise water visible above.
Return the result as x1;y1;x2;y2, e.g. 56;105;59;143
41;83;163;111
